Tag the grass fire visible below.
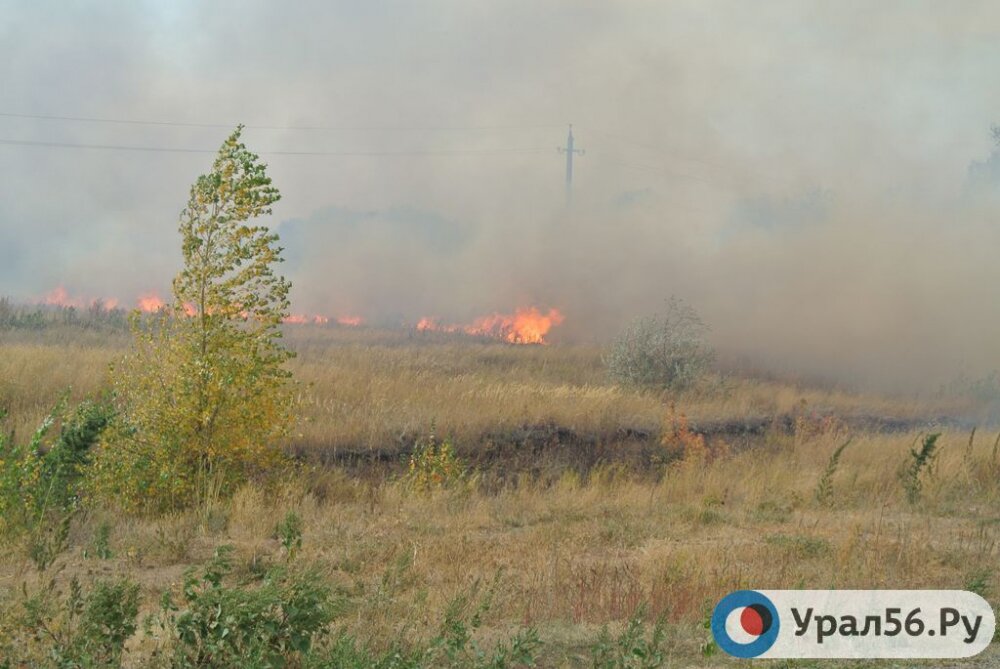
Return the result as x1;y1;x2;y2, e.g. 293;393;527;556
3;4;1000;668
414;306;565;344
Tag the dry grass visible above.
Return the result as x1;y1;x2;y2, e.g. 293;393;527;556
0;339;120;438
1;324;997;666
2;426;998;665
3;325;950;456
286;328;941;439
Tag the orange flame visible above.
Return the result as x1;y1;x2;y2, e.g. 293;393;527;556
416;317;438;332
415;306;565;344
41;286;120;311
466;307;565;344
35;286;561;344
137;293;166;313
43;286;86;308
283;313;362;326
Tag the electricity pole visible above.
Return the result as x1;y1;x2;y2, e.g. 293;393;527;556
558;124;584;205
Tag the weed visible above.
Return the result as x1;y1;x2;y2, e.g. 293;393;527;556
306;633;425;668
750;499;793;524
0;397;113;568
900;433;940;504
699;606;718;658
152;514;197;564
306;587;540;668
157;545;336;667
86;520;114;560
964;569;991;597
815;438;852;507
590;604;667;669
277;509;304;560
422;584;540;668
963;427;977;474
405;427;466;493
764;533;831;560
26;513;72;572
7;576;139;667
661;404;717;465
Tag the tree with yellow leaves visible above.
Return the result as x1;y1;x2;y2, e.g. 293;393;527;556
88;127;296;512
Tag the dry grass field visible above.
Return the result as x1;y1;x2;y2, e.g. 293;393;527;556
1;322;999;666
0;324;958;453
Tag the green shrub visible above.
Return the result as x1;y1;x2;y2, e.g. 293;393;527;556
157;545;336;667
421;586;540;668
3;576;139;668
276;510;304;560
606;298;714;391
0;397;113;567
590;605;667;669
308;581;540;669
405;429;466;493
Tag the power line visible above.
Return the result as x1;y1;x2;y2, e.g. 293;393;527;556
0;137;552;156
584;127;724;170
591;156;712;184
0;111;737;177
0;123;754;189
0;111;562;132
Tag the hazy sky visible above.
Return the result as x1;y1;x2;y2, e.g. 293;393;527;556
3;1;1000;388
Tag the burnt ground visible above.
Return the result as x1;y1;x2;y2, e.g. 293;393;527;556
288;412;982;483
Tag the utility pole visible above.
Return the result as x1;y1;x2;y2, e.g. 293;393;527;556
557;124;584;205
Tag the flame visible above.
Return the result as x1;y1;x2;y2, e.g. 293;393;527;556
137;293;166;312
466;307;565;344
283;314;333;325
283;313;362;326
415;306;565;344
43;286;86;308
416;317;460;333
34;286;561;344
41;286;120;311
136;294;197;316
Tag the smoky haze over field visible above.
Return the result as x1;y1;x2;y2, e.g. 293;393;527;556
3;1;1000;390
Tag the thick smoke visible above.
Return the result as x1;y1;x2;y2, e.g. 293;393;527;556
3;1;1000;390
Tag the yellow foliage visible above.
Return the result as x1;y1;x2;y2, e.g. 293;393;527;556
405;430;466;493
85;128;296;513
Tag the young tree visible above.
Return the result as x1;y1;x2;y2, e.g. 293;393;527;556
89;127;296;511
